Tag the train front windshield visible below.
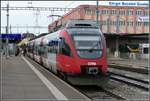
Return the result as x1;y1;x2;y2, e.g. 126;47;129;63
72;34;103;59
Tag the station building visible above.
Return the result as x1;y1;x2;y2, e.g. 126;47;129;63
48;4;149;34
48;4;149;59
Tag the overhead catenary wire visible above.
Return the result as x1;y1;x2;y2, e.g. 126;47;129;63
1;5;81;34
64;1;76;13
1;6;79;11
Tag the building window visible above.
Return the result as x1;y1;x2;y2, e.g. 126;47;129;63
127;21;134;26
109;20;112;25
115;20;126;26
127;10;133;15
123;11;126;15
109;10;115;14
111;10;117;14
123;21;125;26
119;11;122;15
112;10;114;14
110;10;112;14
101;10;106;14
106;10;109;14
136;10;142;16
104;21;107;25
136;21;142;26
85;9;95;15
118;21;125;26
112;21;117;26
106;19;112;25
144;22;149;26
85;9;91;15
101;20;107;26
114;10;117;14
119;10;126;15
144;11;149;16
92;9;95;14
116;10;125;15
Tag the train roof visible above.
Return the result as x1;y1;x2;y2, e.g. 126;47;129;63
30;19;100;41
29;33;49;41
65;19;98;29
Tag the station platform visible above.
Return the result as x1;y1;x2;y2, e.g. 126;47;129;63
0;55;90;101
107;57;149;69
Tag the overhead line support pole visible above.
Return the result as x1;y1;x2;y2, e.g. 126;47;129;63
6;3;9;59
96;0;99;28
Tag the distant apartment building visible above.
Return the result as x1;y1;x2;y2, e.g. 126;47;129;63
48;5;149;34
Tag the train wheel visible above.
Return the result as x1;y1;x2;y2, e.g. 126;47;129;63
58;71;67;81
57;70;62;78
62;73;67;81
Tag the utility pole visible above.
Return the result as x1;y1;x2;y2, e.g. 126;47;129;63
107;18;110;33
114;10;120;58
35;10;40;35
10;24;12;33
26;24;29;33
0;30;1;54
96;0;99;28
17;24;19;33
116;11;120;35
6;3;9;59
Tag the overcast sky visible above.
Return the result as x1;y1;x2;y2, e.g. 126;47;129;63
1;1;149;35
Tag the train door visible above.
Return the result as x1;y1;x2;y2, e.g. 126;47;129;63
47;39;59;74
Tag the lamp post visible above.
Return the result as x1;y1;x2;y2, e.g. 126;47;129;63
96;0;99;28
114;10;120;58
6;3;9;59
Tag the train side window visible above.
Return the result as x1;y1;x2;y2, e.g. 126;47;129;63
38;46;45;55
35;45;38;55
48;41;58;53
43;46;48;58
59;38;72;56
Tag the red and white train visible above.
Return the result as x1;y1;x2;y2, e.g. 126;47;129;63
27;19;109;85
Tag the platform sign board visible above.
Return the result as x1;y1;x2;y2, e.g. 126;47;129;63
102;1;149;7
137;16;149;22
0;34;21;40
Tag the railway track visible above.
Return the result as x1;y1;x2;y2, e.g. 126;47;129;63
108;64;148;74
74;85;126;100
108;67;149;91
110;73;149;91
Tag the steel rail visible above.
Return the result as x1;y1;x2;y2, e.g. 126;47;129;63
109;71;149;84
108;64;149;74
110;73;149;91
74;85;126;100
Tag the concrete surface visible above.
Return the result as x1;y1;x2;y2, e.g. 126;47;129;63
0;56;90;101
107;57;149;69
